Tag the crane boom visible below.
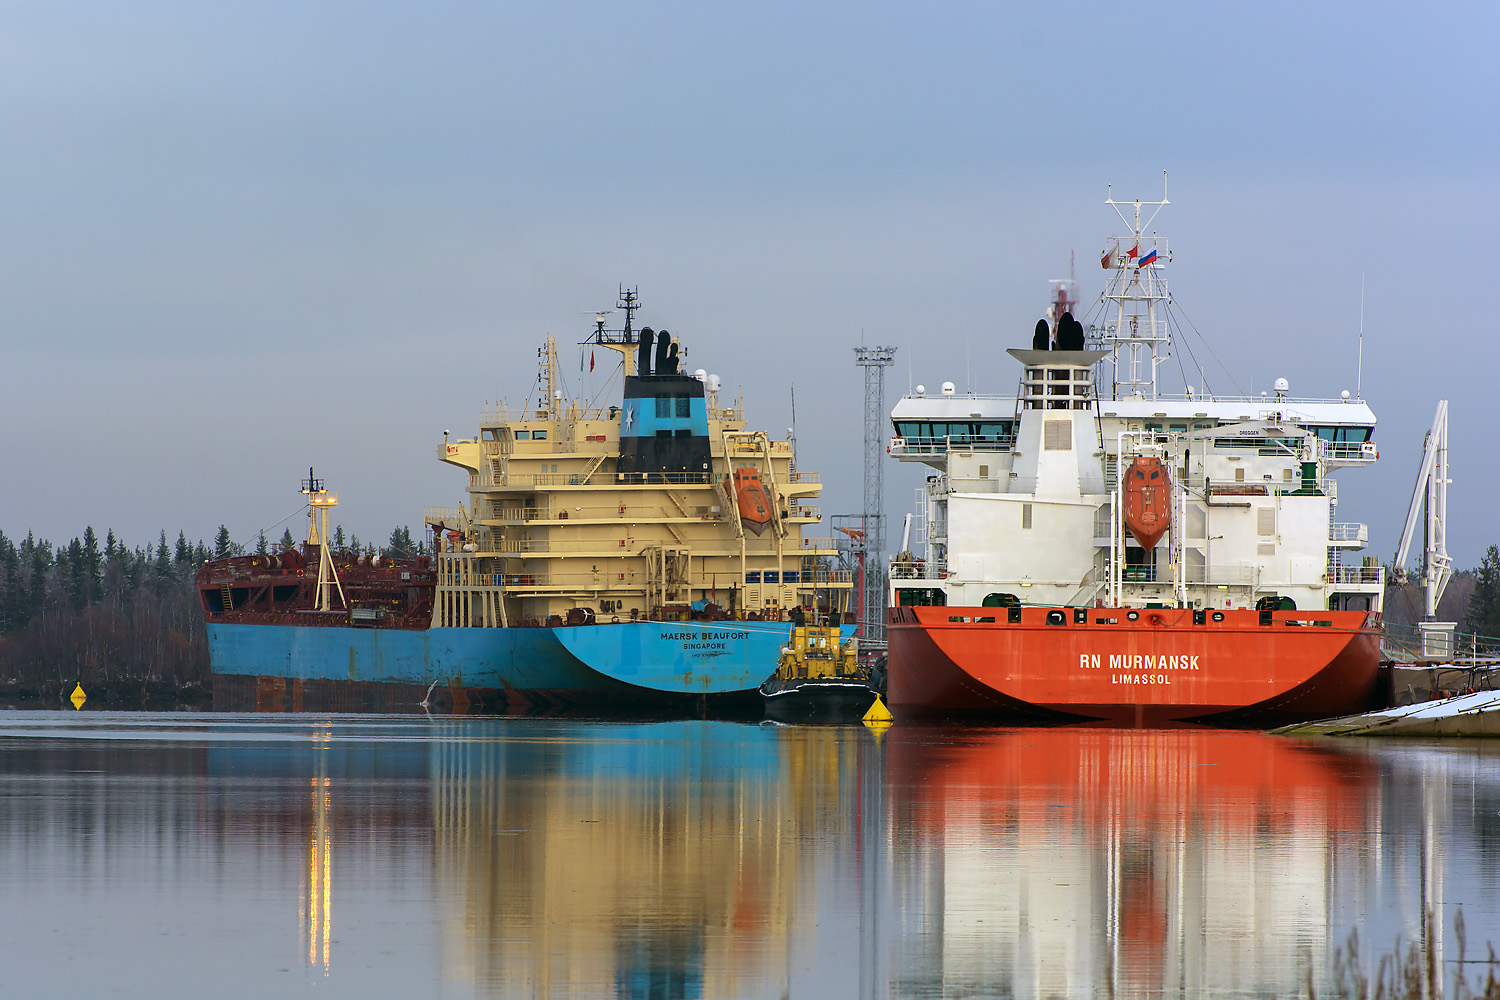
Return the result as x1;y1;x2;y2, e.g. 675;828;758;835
1391;400;1451;619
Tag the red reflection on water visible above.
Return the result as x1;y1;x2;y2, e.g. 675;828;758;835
884;726;1377;992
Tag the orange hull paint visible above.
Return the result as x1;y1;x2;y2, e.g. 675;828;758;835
887;605;1382;725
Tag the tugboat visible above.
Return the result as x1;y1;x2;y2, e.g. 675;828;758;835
759;608;880;722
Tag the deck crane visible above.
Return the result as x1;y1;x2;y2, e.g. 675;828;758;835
1391;400;1451;623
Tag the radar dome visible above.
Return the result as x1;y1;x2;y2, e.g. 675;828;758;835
941;381;956;396
915;385;926;396
1273;377;1289;395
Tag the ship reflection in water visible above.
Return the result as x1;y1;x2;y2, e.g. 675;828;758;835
0;715;1497;999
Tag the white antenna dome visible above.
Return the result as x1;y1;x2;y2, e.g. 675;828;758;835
1273;377;1289;396
694;368;707;381
915;385;926;396
553;389;562;400
706;374;721;392
1341;389;1351;400
941;381;956;396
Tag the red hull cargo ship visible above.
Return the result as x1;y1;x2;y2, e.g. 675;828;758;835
885;188;1384;725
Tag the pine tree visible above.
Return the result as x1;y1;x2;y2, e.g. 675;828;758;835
385;526;415;558
1466;545;1500;643
215;525;233;559
334;525;345;550
82;527;103;605
0;530;17;632
279;528;296;552
174;531;191;565
153;531;174;594
64;537;86;612
256;530;268;555
27;533;52;622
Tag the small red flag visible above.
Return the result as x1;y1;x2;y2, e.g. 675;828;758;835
589;351;595;372
1128;244;1139;259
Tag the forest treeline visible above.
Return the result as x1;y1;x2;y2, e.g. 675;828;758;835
0;523;426;704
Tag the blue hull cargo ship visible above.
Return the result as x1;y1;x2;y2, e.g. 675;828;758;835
197;290;853;713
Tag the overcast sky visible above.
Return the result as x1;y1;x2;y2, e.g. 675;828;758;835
1;0;1494;570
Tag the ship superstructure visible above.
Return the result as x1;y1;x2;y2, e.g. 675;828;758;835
885;188;1384;723
426;289;848;628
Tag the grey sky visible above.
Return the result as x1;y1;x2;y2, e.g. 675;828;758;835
1;1;1493;568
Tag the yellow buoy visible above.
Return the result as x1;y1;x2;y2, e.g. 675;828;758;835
70;683;86;710
862;694;893;725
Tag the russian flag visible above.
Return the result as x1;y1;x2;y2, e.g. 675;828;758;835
1139;248;1159;266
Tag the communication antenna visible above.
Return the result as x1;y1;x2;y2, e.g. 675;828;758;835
1357;274;1365;400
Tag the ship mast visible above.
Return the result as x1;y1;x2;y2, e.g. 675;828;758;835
587;285;642;377
1093;174;1172;400
302;467;346;612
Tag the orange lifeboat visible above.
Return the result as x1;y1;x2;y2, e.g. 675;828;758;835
726;467;774;536
1123;456;1171;550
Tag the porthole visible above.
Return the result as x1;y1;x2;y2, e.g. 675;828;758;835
1211;611;1225;623
1126;610;1140;622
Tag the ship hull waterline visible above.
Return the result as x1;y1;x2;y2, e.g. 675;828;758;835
207;619;806;714
887;606;1382;726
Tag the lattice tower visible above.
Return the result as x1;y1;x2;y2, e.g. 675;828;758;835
854;346;896;640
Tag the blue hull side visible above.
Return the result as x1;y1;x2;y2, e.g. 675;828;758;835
552;621;800;694
207;620;806;696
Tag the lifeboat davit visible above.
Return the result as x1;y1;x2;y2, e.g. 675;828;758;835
726;467;774;536
1123;456;1171;550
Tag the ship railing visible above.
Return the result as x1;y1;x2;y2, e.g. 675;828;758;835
1319;441;1378;463
889;434;1017;457
708;404;744;422
797;535;842;553
787;503;821;519
1278;478;1338;501
786;471;820;484
1329;522;1369;544
612;472;716;486
478;404;617;426
1198;477;1339;501
436;559;551;588
504;472;612;488
424;506;470;529
800;568;854;585
1380;622;1500;664
485;504;556;522
1326;564;1384;586
1179;566;1258;586
889;558;940;581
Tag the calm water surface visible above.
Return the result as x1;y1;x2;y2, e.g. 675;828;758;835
1;712;1497;998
